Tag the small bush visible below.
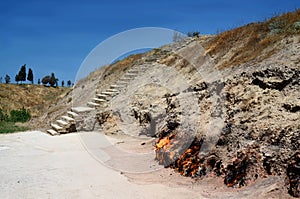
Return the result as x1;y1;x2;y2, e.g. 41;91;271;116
0;108;30;133
268;19;285;35
9;107;31;123
289;21;300;34
294;21;300;29
0;109;9;121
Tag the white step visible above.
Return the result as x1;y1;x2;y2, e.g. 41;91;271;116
102;91;115;96
67;111;79;118
51;123;64;131
110;84;123;89
61;115;75;123
96;94;108;99
71;107;94;113
128;70;139;73
106;89;119;93
47;129;59;136
93;98;106;103
125;73;137;77
139;65;149;68
119;78;132;82
56;119;69;127
87;102;100;108
117;81;128;85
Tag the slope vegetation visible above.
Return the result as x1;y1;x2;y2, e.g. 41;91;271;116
0;83;71;118
206;9;300;68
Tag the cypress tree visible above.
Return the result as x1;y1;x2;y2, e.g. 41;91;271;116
27;68;34;84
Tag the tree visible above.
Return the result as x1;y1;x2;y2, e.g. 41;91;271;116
0;77;2;83
67;80;71;87
27;68;34;84
42;75;50;86
37;78;41;85
61;80;64;87
187;31;200;38
5;75;10;84
193;32;200;37
49;73;58;87
17;64;26;83
15;74;20;84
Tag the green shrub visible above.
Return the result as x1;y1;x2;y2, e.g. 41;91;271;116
289;21;300;34
268;19;285;35
0;121;29;133
294;21;300;29
0;109;8;121
9;107;31;123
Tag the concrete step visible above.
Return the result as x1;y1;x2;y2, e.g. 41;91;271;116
67;111;79;118
119;77;132;82
47;129;59;136
138;66;148;70
87;102;100;108
93;98;106;103
110;84;123;89
61;115;75;123
125;73;137;77
116;81;128;85
71;107;94;113
102;91;115;96
128;70;139;73
139;64;149;68
96;94;108;99
56;119;69;127
106;88;119;93
51;123;64;131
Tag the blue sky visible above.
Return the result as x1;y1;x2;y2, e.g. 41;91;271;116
1;0;300;84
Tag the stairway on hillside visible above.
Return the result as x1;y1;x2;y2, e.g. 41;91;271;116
46;64;151;136
46;38;196;136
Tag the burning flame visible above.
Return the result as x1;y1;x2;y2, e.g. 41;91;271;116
156;137;170;150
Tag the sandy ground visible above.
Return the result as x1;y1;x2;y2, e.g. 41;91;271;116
0;131;204;199
0;131;289;199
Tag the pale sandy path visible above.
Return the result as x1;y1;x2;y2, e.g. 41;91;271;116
0;131;203;199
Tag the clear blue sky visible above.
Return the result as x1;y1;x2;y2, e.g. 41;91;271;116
1;0;299;84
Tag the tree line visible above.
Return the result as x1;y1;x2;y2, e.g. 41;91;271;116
1;64;72;87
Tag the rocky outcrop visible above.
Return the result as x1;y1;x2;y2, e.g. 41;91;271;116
154;64;299;196
44;26;299;197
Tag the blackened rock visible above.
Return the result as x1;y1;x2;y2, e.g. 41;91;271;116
287;152;300;197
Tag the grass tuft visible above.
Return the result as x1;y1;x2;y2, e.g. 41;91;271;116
0;121;29;134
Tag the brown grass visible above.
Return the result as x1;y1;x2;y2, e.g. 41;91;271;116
206;9;300;68
93;53;144;94
0;84;71;118
104;53;143;76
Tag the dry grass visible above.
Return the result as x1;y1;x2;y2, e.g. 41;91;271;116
104;53;143;76
93;53;144;94
206;9;300;68
0;83;71;118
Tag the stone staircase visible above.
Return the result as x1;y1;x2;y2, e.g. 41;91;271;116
46;64;150;136
46;38;196;136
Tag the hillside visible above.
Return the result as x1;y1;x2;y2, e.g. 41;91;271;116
205;9;300;68
0;83;71;119
35;10;299;198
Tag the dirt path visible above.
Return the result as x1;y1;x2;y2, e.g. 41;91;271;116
0;131;203;199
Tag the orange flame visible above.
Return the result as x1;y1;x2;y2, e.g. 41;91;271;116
156;137;170;149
